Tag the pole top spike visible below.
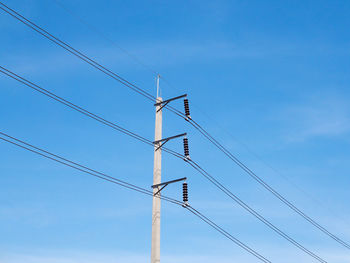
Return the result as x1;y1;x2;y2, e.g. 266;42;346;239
156;74;161;98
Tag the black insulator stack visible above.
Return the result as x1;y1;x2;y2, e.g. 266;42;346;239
183;182;188;203
184;99;191;118
183;138;190;158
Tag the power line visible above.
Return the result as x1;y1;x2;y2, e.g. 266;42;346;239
0;67;327;263
46;0;350;234
0;65;183;160
0;131;271;263
51;0;160;77
0;131;180;205
0;1;346;253
186;205;271;263
187;118;350;250
199;110;350;227
48;0;350;232
186;159;328;263
0;2;156;102
0;1;187;121
0;64;274;261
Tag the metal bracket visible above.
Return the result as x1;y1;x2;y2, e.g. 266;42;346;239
154;94;187;112
151;177;187;196
153;184;168;196
153;133;187;151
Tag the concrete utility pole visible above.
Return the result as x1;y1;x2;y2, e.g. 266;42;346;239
151;75;162;263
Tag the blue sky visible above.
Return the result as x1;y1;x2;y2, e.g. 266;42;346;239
1;0;350;262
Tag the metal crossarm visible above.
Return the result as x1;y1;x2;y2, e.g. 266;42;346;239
152;177;187;189
152;177;187;196
153;133;187;151
154;94;187;106
154;94;187;112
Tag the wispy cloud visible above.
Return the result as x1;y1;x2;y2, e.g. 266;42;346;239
0;203;149;228
0;252;145;263
0;41;242;71
0;39;310;78
0;204;54;227
279;95;350;142
3;34;350;81
2;247;350;263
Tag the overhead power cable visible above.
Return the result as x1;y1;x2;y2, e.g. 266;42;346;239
0;131;181;205
185;205;271;263
0;2;187;120
0;67;327;263
185;159;327;263
52;0;160;77
0;2;156;101
0;131;271;263
48;0;350;235
0;1;346;253
0;65;183;160
186;118;350;250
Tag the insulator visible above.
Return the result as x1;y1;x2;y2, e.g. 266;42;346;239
183;138;190;158
184;99;191;117
183;182;188;203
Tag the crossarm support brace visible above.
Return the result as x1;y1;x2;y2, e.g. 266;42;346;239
153;133;187;151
